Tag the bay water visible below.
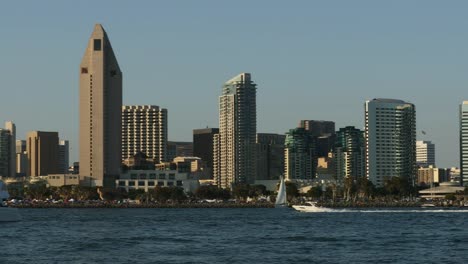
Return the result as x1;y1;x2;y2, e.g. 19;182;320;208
1;208;468;263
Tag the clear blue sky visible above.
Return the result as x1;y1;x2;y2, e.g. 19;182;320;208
1;0;467;167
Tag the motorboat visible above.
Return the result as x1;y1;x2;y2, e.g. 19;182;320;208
0;180;21;222
421;203;436;208
292;202;334;212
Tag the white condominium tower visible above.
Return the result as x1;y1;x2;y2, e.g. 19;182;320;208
214;73;257;188
122;105;167;164
460;101;468;186
365;99;416;187
416;140;435;168
79;24;122;187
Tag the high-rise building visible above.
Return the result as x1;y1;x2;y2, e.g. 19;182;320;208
284;128;317;181
0;130;11;177
299;120;335;157
166;141;193;161
193;128;219;179
299;120;335;136
365;99;416;187
27;131;60;176
122;105;167;164
58;140;70;174
214;73;257;188
256;133;285;181
16;140;26;154
0;122;16;178
416;140;435;168
15;140;28;177
79;24;122;187
334;126;365;181
5;122;15;178
460;101;468;186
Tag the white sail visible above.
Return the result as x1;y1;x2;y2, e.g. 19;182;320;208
275;176;287;208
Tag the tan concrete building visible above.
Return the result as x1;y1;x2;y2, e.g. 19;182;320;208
79;24;122;187
27;131;60;176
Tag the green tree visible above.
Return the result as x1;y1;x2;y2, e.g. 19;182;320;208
24;180;50;200
73;186;99;201
285;182;299;202
306;186;323;199
232;183;251;201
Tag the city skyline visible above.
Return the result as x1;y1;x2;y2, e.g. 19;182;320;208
1;1;468;167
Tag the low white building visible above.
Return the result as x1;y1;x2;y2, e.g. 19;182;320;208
116;170;199;193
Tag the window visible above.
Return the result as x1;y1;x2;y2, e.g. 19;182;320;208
94;39;102;51
149;173;156;179
138;181;145;186
118;181;126;187
148;181;155;186
167;181;174;186
169;173;175;180
81;67;88;74
159;174;166;179
157;181;164;186
131;174;137;179
176;180;183;187
128;181;135;186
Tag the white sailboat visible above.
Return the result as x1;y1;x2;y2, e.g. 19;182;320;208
0;180;21;222
275;176;288;208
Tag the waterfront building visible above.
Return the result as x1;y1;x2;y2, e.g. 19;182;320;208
416;140;435;168
122;105;167;164
419;182;464;199
334;126;365;182
284;128;317;181
27;131;60;177
256;133;285;180
166;141;193;162
365;99;416;187
460;101;468;186
214;73;257;188
417;166;450;186
58;140;69;174
299;120;335;157
38;174;81;187
116;169;199;193
79;24;122;187
193;128;219;179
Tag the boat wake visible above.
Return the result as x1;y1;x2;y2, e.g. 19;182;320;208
295;208;468;213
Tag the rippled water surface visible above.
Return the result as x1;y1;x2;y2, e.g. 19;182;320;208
1;208;468;263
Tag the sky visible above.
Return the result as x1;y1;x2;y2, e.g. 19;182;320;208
1;0;468;167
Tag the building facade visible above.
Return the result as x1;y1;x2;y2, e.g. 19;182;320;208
333;126;365;182
416;140;435;168
256;133;285;181
79;24;122;187
460;101;468;186
0;129;11;178
193;128;219;179
27;131;60;177
117;169;199;193
214;73;257;188
299;120;335;157
166;141;193;162
284;128;317;181
58;140;69;174
122;105;167;164
365;99;416;187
